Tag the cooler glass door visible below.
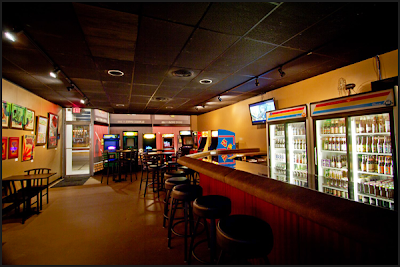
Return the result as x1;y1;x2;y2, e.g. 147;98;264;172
269;123;288;182
315;117;349;199
349;113;395;210
287;121;308;187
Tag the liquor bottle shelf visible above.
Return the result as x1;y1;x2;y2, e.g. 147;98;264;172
356;132;390;136
355;152;392;156
322;184;348;191
357;171;393;177
357;192;394;202
321;150;347;153
322;166;348;171
320;133;346;136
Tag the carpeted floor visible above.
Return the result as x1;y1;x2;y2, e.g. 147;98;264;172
51;177;91;188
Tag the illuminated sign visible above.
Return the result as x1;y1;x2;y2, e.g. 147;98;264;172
179;130;191;135
162;134;174;138
211;130;218;137
72;107;81;113
103;134;119;139
201;131;208;137
123;131;138;136
143;134;156;139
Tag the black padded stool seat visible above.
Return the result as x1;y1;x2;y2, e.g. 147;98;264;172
166;170;186;177
163;177;189;228
216;214;274;264
168;184;203;262
189;195;232;264
179;166;197;185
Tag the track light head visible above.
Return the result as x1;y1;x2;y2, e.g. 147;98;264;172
50;68;60;78
80;97;88;104
255;77;260;86
218;96;222;102
278;67;286;78
3;27;22;42
67;84;75;92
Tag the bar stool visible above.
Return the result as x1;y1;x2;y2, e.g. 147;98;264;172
188;195;231;264
216;214;274;264
163;177;190;228
166;170;186;177
168;184;203;262
179;166;197;185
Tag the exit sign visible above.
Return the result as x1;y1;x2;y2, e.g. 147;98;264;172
72;107;81;113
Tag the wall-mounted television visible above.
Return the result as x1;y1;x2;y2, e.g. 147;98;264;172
249;98;276;125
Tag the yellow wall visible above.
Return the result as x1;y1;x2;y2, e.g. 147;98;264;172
2;79;63;183
197;50;398;151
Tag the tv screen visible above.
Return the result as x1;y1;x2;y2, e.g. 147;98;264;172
249;98;276;125
182;136;193;145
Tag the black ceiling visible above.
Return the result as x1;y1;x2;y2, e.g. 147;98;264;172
2;2;398;115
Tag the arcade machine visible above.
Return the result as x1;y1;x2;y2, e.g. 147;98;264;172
103;134;120;152
179;130;193;156
207;130;219;150
162;133;174;151
122;131;138;150
197;131;209;152
143;133;156;152
215;129;236;168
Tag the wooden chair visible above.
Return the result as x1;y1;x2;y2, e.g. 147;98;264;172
101;151;118;185
119;150;138;182
139;153;152;193
24;168;51;210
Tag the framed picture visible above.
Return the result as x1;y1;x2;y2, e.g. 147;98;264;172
10;103;25;129
22;134;35;162
2;137;7;160
2;100;11;128
8;137;19;159
23;108;35;131
47;112;59;149
35;116;48;146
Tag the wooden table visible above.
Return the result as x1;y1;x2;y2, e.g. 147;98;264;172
3;173;56;222
115;149;138;182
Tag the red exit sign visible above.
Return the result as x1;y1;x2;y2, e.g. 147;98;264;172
72;107;81;113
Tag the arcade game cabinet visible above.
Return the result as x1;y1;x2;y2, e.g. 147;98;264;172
162;133;174;151
122;131;138;150
197;131;209;152
103;134;120;152
143;133;156;152
179;130;193;156
208;130;219;150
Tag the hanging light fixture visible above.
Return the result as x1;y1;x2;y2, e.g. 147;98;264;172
50;68;60;78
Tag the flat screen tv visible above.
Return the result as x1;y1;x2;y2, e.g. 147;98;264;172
249;98;276;125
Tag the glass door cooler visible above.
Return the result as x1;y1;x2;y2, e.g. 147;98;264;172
267;105;308;186
311;88;397;210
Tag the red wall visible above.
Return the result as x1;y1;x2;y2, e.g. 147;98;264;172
152;126;190;151
93;124;108;162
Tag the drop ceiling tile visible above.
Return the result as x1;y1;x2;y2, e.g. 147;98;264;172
153;86;181;98
103;81;132;95
129;95;151;104
200;2;277;36
72;79;104;93
174;88;206;98
247;2;346;45
131;84;158;96
142;2;209;25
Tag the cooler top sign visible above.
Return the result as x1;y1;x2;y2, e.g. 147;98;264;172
266;105;307;122
311;89;394;117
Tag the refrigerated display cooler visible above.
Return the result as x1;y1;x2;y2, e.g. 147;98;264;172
266;105;309;187
311;88;397;210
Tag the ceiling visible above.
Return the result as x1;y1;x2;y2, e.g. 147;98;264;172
2;2;398;115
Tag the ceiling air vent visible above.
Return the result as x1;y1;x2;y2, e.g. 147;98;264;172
172;69;193;77
155;97;169;101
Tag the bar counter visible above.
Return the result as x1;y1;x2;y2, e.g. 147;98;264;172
178;149;397;265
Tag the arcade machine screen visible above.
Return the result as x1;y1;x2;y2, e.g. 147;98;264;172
163;138;173;148
182;136;193;146
126;138;135;148
143;134;156;151
103;134;120;152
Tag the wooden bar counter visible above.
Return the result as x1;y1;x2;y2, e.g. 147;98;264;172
178;149;397;265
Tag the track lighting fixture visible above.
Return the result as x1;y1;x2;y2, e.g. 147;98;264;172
278;66;285;78
255;77;260;86
80;97;88;104
218;96;222;101
67;84;75;92
50;68;60;78
4;31;16;42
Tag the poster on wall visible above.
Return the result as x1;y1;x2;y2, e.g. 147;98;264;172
22;134;35;162
2;100;11;128
8;137;19;159
2;137;7;160
35;116;48;145
10;103;25;129
47;112;59;149
23;108;35;131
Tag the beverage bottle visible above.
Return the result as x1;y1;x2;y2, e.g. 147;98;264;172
361;155;366;172
355;118;360;134
339;119;343;134
337;155;342;168
360;117;366;133
329;120;334;134
378;115;384;133
356;136;360;152
334;119;339;134
372;116;377;133
335;137;339;151
384;156;390;175
361;136;366;152
328;137;332;151
342;155;347;168
366;116;372;133
371;136;377;153
377;156;383;174
385;115;390;133
366;136;371;153
367;156;374;173
342;137;346;151
383;137;388;153
387;136;391;153
377;137;383;153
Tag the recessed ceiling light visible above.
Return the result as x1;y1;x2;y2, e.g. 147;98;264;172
166;106;173;109
172;69;193;77
154;97;169;101
107;70;124;77
115;104;125;107
199;79;213;84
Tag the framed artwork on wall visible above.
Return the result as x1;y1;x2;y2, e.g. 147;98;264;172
8;137;19;159
22;134;35;162
23;108;35;131
35;116;48;146
47;112;59;149
10;103;25;130
2;100;11;128
2;137;7;160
